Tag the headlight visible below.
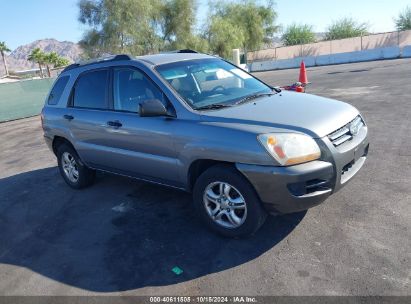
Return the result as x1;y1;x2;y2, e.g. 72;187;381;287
258;133;321;166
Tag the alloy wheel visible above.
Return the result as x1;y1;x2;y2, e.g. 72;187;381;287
203;181;247;229
61;152;79;183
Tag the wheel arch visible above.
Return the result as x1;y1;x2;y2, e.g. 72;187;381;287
187;159;235;191
52;136;75;156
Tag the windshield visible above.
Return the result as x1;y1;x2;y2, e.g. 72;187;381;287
156;58;273;110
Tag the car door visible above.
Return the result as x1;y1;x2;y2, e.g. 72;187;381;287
64;68;116;168
101;66;180;186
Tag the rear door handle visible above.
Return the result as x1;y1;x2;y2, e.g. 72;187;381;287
107;120;122;128
63;114;74;120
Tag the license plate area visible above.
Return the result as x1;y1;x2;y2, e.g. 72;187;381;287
342;159;355;176
340;143;369;184
354;141;369;161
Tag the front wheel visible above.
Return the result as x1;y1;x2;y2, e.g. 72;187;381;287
193;165;267;238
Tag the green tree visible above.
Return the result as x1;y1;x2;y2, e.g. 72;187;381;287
325;17;369;40
54;56;70;68
158;0;210;52
395;6;411;31
27;48;46;78
209;0;279;60
78;0;164;57
161;0;196;49
43;52;70;77
208;16;244;59
0;41;11;76
281;24;316;46
44;52;58;77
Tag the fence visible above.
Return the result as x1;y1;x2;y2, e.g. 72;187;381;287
247;30;411;62
0;78;55;122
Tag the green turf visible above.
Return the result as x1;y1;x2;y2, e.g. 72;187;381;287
0;78;55;122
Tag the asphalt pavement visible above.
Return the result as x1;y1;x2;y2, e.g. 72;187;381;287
0;58;410;296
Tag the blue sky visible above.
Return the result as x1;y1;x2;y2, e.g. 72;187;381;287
1;0;409;50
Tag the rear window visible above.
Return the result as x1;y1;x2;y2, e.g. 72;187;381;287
72;69;108;109
48;76;69;105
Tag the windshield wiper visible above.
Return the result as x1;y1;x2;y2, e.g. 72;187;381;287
194;103;232;111
194;90;279;111
233;92;276;106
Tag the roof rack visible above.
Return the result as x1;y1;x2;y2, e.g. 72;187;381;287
162;49;198;54
62;54;132;72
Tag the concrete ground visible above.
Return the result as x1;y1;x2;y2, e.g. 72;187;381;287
0;59;410;296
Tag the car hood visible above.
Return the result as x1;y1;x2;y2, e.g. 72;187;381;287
199;91;359;138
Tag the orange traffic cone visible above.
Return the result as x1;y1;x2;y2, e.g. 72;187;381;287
295;85;304;93
299;61;308;84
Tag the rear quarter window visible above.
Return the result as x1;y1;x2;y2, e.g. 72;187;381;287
72;69;109;109
47;76;69;105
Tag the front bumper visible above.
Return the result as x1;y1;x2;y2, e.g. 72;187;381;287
236;126;369;214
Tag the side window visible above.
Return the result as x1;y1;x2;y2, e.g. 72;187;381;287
72;69;108;109
113;67;163;113
48;76;69;105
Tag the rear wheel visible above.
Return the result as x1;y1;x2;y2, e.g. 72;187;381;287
57;143;95;189
193;165;267;238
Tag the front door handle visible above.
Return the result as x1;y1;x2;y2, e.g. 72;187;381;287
63;114;74;120
107;120;122;128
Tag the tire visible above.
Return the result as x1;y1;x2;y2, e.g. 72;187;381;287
193;164;267;238
57;143;95;189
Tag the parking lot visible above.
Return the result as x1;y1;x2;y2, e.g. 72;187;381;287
0;58;410;296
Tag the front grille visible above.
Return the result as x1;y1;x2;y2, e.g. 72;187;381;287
328;115;364;147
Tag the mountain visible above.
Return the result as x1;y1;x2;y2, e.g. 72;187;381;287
0;39;83;76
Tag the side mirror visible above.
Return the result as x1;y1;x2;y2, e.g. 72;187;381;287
139;99;174;117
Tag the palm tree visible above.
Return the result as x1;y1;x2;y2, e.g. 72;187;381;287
28;48;46;78
44;52;70;77
44;52;59;77
0;41;11;77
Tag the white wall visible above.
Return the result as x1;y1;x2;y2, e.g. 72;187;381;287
249;46;409;72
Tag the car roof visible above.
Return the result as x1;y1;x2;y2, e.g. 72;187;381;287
136;52;216;66
60;52;217;75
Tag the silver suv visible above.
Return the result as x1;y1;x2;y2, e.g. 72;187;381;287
41;52;369;237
